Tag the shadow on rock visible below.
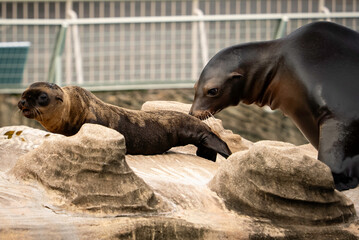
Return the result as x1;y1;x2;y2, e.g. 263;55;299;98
209;141;356;225
9;123;168;216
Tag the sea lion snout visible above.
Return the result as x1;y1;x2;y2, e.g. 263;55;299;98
189;102;215;120
18;97;38;119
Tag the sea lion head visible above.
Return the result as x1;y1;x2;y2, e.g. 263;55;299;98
190;46;246;119
18;82;64;122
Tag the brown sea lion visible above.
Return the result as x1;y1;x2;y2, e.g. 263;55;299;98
190;21;359;190
18;82;231;161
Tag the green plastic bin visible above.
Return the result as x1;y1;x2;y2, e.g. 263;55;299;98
0;42;31;84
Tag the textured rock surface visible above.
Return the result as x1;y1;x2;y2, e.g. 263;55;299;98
0;125;61;171
209;141;356;225
9;124;163;216
0;101;358;239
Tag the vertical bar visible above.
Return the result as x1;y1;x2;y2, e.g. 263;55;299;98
275;16;288;39
236;0;241;42
354;1;357;30
99;1;105;84
191;0;199;81
343;0;347;26
160;1;166;81
1;2;6;20
119;1;125;81
78;1;84;18
89;1;94;83
110;1;115;83
277;0;281;13
78;2;85;81
140;1;146;81
33;2;39;83
256;0;260;41
215;0;221;48
150;1;156;81
171;1;176;81
205;0;211;57
12;3;17;42
225;0;230;46
23;2;29;83
44;2;50;84
24;2;28;18
298;0;303;28
129;1;135;82
180;1;186;81
266;0;271;40
65;0;72;85
55;2;60;18
245;0;250;42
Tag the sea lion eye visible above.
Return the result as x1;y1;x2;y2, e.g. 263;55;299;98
207;88;219;97
38;93;49;106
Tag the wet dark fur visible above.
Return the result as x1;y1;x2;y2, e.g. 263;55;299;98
190;22;359;189
18;82;231;161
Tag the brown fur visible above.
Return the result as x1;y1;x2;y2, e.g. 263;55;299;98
18;82;231;161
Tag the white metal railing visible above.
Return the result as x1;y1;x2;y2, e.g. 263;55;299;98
1;11;359;92
3;11;359;25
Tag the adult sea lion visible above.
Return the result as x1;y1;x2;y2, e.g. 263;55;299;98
189;21;359;190
18;82;231;161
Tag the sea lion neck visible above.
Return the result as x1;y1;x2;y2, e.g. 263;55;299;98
238;40;283;108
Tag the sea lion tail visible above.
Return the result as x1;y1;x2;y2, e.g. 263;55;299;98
196;132;232;161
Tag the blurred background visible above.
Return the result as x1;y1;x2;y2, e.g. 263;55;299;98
1;0;358;144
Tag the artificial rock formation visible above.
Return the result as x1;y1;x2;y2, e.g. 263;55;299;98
10;123;164;216
0;101;358;239
209;141;356;225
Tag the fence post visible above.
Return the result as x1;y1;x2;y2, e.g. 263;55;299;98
47;23;68;85
65;0;73;84
191;0;199;81
319;0;331;21
195;8;209;67
68;10;84;85
274;16;288;39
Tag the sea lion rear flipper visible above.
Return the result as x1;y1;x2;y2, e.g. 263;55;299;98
196;132;232;161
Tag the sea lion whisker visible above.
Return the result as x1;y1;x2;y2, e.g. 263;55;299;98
34;107;43;122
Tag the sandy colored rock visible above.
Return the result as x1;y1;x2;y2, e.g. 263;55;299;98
209;140;356;225
141;100;253;153
9;123;164;216
1;99;359;239
0;124;358;239
0;125;61;171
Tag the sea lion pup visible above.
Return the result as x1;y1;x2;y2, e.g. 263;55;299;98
18;82;231;161
189;21;359;190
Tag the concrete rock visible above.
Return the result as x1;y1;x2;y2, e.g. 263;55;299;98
209;140;356;225
9;123;164;216
0;125;61;171
1;100;358;239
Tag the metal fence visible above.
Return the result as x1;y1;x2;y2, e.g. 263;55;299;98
1;0;359;92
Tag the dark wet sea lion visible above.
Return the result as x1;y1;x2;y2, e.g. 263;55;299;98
18;82;231;161
190;21;359;190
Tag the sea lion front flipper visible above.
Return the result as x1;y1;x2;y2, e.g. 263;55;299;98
318;118;359;190
196;146;217;162
196;132;232;161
